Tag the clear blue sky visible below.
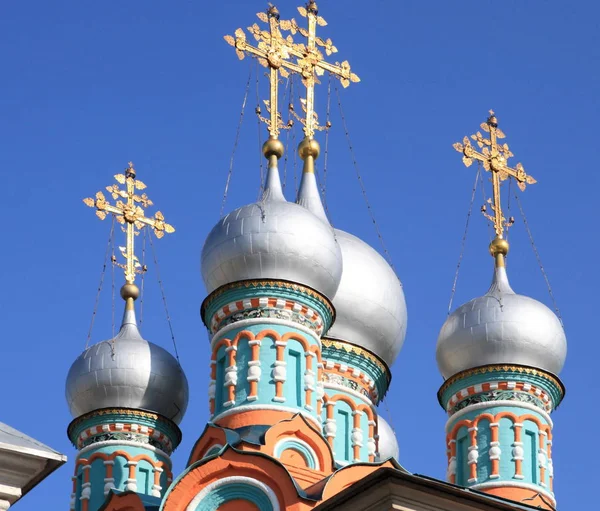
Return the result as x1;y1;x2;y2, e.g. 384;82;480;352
1;1;597;509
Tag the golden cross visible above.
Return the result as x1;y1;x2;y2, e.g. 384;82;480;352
225;4;297;139
83;162;174;285
287;1;360;138
453;110;537;239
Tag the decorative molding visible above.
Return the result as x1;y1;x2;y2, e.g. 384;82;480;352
439;365;564;404
211;318;320;347
446;381;552;415
445;400;553;431
185;475;280;511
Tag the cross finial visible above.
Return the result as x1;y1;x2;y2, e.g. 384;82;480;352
225;4;298;148
453;111;537;266
288;2;360;140
83;163;175;296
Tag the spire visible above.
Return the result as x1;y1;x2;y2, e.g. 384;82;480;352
116;283;144;340
261;138;286;202
453;110;537;269
296;138;328;222
288;2;359;222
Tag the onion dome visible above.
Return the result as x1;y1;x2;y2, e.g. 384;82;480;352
66;288;189;424
326;229;407;367
375;416;399;461
436;263;567;380
202;141;343;299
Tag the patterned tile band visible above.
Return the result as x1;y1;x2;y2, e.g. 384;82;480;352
439;365;563;399
76;422;173;454
209;297;324;336
322;359;378;403
446;381;552;414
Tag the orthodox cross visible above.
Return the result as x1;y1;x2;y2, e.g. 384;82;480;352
83;162;174;284
225;4;297;139
287;0;360;138
453;110;537;239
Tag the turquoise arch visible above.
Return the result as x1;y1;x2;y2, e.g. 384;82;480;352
273;439;318;469
187;478;279;511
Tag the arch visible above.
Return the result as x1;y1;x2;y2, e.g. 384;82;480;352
327;394;358;412
256;329;281;343
281;332;310;352
233;330;257;346
212;338;232;356
273;438;319;470
185;476;280;511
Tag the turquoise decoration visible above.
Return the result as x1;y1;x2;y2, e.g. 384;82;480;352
273;439;318;470
68;409;181;511
321;340;389;404
206;283;331;426
441;366;564;505
186;479;277;511
202;280;335;335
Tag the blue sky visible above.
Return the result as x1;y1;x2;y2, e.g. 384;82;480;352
1;1;598;509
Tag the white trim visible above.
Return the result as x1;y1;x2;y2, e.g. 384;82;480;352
211;318;321;347
77;440;171;462
211;405;321;428
470;481;555;505
273;438;321;470
185;475;280;511
446;400;553;432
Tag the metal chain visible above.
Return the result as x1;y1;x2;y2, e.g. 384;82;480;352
148;233;181;363
220;66;252;217
478;161;494;243
382;397;398;438
334;85;397;273
255;60;264;200
111;225;116;346
85;216;115;349
140;227;147;326
319;75;332;215
506;178;513;245
447;168;481;314
282;76;293;192
513;192;563;325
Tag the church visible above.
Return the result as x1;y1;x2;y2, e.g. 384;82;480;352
2;2;567;511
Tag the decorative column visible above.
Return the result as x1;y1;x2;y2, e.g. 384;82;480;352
439;366;564;510
67;409;180;511
201;280;335;430
320;339;389;465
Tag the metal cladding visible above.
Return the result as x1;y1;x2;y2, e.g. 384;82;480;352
326;229;407;367
201;163;343;300
296;170;329;223
375;415;399;461
436;266;567;380
65;307;189;424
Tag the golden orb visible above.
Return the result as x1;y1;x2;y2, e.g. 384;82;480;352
489;237;509;257
298;138;320;160
262;138;285;159
120;283;140;301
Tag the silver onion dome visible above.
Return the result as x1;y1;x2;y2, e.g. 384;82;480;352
326;230;407;367
436;265;567;380
201;159;343;299
66;304;189;424
376;415;399;461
